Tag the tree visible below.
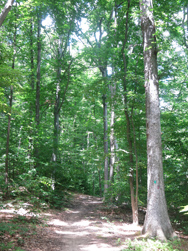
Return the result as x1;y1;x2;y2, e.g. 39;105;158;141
120;0;139;225
34;10;42;169
4;4;18;197
140;0;175;240
48;1;77;187
78;0;112;195
0;0;14;27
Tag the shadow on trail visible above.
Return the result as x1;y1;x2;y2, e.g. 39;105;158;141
43;194;142;251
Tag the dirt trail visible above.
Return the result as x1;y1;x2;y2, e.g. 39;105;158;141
24;193;141;251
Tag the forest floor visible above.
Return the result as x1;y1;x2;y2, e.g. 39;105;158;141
0;193;188;250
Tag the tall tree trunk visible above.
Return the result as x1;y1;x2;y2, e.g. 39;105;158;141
28;18;35;168
140;0;174;240
35;13;42;169
5;19;16;198
131;107;139;224
5;86;13;198
109;81;116;184
30;18;35;90
94;16;109;197
98;168;102;197
52;36;72;185
124;98;138;224
36;14;41;126
109;7;118;185
52;64;61;184
53;91;60;182
121;0;138;224
102;93;108;195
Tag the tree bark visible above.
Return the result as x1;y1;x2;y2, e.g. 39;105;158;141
121;0;138;225
0;0;14;27
52;36;72;185
131;108;139;224
36;14;42;127
30;19;35;90
109;7;118;185
5;16;16;198
124;100;138;225
5;85;13;198
35;14;42;169
109;82;116;183
102;93;108;195
98;168;102;197
140;0;174;240
52;45;62;183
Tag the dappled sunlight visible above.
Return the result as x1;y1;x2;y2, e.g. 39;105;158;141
86;199;103;204
72;219;90;227
80;242;126;251
0;207;37;217
122;223;142;231
89;222;142;238
48;219;68;226
50;218;137;250
180;205;188;215
55;230;90;236
0;194;148;250
42;194;144;251
66;209;81;214
41;213;53;216
86;201;103;205
49;216;142;241
0;209;15;214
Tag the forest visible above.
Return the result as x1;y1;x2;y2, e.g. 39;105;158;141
1;0;188;250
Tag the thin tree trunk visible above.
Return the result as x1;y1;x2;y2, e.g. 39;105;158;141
5;16;16;198
121;0;138;225
52;36;72;185
36;14;41;127
109;83;115;183
28;18;35;168
98;168;102;197
30;19;35;90
53;99;60;180
93;170;95;195
53;37;64;183
102;93;108;195
109;8;117;185
53;73;61;184
140;0;174;240
131;108;139;224
124;102;138;224
94;17;109;197
122;31;138;225
35;14;42;169
5;86;13;198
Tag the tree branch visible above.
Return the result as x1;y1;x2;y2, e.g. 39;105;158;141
0;0;15;27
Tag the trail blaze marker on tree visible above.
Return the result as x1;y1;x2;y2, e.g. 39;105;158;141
154;180;157;184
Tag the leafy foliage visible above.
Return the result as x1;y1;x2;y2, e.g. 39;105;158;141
123;238;183;251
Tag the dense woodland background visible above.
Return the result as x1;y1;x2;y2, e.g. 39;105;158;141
1;0;188;227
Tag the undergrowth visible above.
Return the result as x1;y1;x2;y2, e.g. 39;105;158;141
0;215;39;250
122;238;184;251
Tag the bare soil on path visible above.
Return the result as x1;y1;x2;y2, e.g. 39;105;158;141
1;193;188;250
24;193;142;251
